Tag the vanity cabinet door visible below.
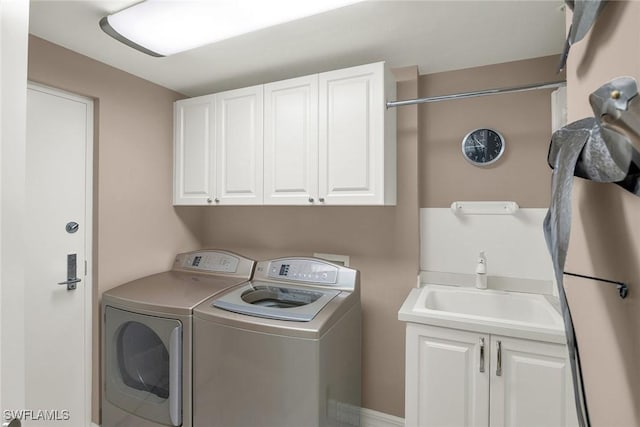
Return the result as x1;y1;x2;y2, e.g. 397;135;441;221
263;75;319;205
215;85;264;205
489;336;578;427
173;95;216;205
406;323;490;427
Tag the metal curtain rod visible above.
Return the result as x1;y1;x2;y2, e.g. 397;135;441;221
386;80;567;109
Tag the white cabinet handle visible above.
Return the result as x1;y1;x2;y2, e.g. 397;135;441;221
479;337;485;373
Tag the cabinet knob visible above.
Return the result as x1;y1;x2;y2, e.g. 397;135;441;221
207;198;213;204
308;197;314;203
318;197;325;203
215;198;220;203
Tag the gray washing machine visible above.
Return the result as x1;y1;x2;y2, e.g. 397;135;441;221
193;257;362;427
102;250;255;427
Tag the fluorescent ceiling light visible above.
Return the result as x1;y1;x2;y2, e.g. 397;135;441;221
100;0;364;57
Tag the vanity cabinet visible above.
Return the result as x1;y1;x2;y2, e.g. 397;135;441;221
405;323;577;427
174;61;396;206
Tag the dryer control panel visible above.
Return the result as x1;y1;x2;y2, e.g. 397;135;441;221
178;251;240;273
267;259;338;284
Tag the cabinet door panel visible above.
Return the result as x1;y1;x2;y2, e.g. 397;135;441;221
174;97;215;205
490;336;578;427
406;324;489;427
264;75;318;205
215;86;263;204
319;63;384;204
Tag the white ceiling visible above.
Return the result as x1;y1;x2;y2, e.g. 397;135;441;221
29;0;567;97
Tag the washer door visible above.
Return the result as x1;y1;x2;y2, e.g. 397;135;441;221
105;306;182;426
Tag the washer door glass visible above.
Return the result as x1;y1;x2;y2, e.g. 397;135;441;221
117;321;170;399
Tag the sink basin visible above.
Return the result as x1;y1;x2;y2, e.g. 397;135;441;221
419;285;561;326
399;284;566;343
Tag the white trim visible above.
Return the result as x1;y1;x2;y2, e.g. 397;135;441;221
361;408;405;427
26;82;94;427
90;408;403;427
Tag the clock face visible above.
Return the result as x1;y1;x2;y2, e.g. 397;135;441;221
462;128;505;166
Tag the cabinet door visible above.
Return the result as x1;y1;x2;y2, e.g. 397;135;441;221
173;96;215;205
490;336;578;427
406;324;489;427
319;62;389;205
264;75;318;205
215;85;263;205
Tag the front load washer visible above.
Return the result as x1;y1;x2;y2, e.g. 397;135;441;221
193;257;361;427
102;250;255;427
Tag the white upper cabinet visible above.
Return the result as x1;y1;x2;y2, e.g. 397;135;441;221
174;95;215;205
173;61;396;206
319;62;396;205
215;85;264;205
264;75;319;205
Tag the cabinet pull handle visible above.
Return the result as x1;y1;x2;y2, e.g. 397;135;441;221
496;340;502;376
479;337;485;373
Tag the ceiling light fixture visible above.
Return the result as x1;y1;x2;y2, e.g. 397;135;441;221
100;0;364;57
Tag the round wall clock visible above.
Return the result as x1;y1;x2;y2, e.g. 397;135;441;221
461;128;505;166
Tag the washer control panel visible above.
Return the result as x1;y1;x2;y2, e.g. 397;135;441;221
180;251;239;273
268;259;338;284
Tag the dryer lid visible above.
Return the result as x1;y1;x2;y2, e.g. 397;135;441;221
212;281;340;322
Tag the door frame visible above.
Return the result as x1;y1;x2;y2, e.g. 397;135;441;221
26;81;94;426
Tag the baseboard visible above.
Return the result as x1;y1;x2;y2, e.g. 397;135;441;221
91;410;403;427
361;408;405;427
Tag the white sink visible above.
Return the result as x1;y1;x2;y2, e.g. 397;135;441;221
399;284;566;343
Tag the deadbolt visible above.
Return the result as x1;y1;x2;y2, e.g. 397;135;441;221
66;221;79;234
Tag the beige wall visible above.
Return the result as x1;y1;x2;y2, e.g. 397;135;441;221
419;55;561;208
28;31;567;421
197;66;420;417
564;1;640;425
27;36;203;424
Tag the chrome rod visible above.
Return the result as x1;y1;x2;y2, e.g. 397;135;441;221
386;80;567;108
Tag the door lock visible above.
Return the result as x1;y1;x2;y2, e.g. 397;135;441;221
58;253;81;290
65;221;79;233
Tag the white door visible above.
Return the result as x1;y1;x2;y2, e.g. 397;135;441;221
264;75;319;205
405;324;489;427
215;85;263;205
173;95;216;205
489;336;578;427
318;63;385;205
23;83;92;426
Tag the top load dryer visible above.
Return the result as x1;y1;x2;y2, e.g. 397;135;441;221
102;250;254;427
193;257;361;427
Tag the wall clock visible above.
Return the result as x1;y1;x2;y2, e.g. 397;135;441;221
461;128;505;166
